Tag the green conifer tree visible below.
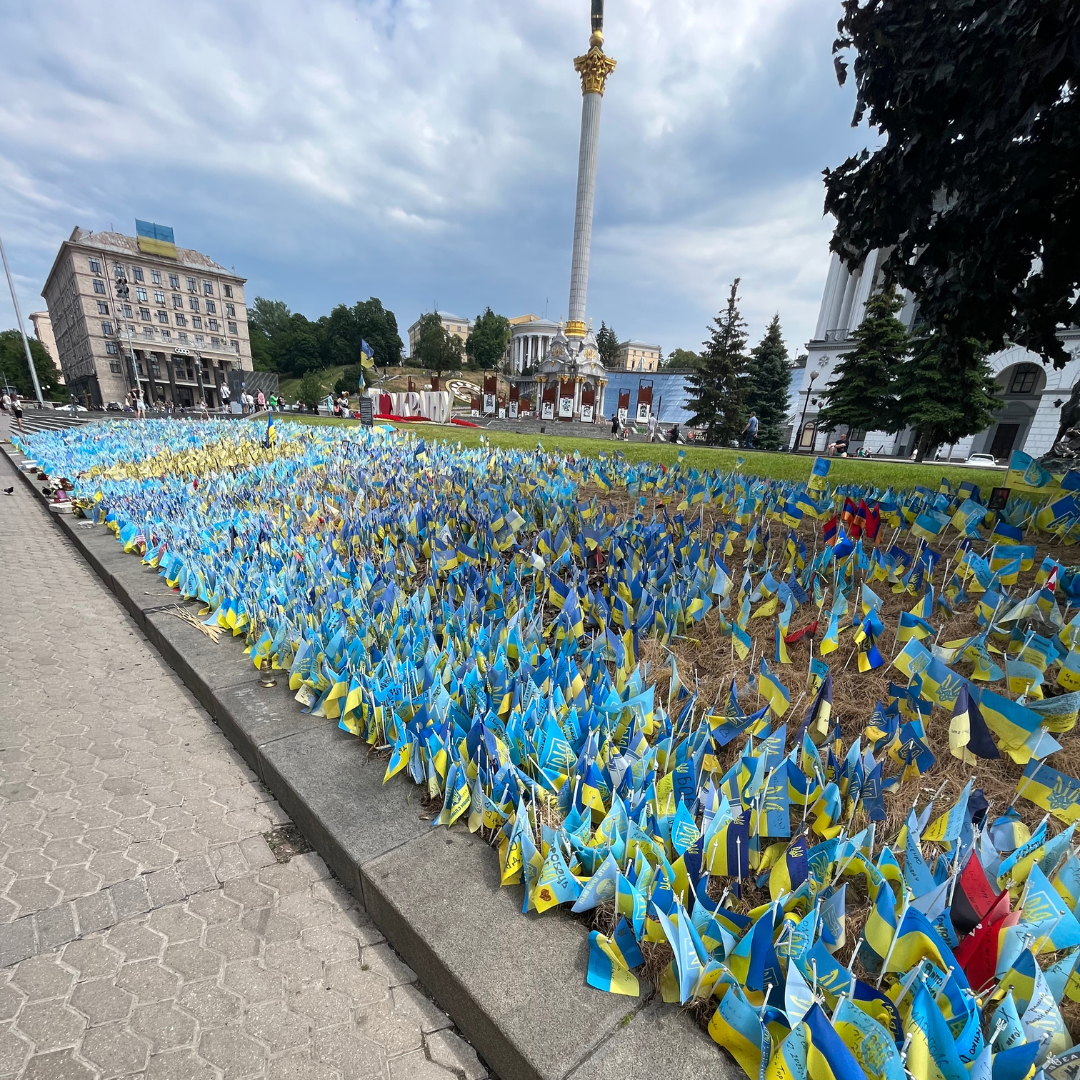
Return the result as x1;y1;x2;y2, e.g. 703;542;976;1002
896;332;1002;460
815;288;907;438
687;280;749;445
744;315;791;450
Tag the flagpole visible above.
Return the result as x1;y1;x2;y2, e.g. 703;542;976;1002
0;230;44;405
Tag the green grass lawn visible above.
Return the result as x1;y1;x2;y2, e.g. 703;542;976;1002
274;414;1006;492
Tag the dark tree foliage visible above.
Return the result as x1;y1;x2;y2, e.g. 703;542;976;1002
0;330;62;397
595;322;620;368
665;348;703;370
816;289;908;435
411;313;464;375
466;308;512;369
826;0;1080;368
247;296;403;375
745;315;792;451
686;280;749;446
896;331;1002;460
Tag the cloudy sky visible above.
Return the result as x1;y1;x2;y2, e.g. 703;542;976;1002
0;0;870;358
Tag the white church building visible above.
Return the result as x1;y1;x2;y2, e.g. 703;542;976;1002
788;247;1080;461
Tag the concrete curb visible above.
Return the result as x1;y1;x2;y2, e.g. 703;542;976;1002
1;443;732;1080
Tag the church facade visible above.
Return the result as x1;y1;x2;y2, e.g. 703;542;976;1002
788;248;1080;461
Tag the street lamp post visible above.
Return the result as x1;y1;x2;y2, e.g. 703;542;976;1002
793;369;819;452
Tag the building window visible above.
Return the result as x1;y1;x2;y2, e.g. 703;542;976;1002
101;321;114;336
88;258;101;274
211;337;221;348
122;304;132;318
225;303;236;318
154;291;165;305
157;311;169;324
169;274;180;289
223;284;233;298
203;281;213;296
208;318;219;332
172;295;182;308
114;263;125;278
133;267;144;283
227;321;237;336
150;269;161;284
93;280;106;295
109;359;122;373
175;313;187;327
1009;365;1039;394
178;331;188;342
97;301;109;315
136;287;148;302
206;300;216;314
194;334;204;344
189;297;200;312
187;277;197;292
232;339;240;353
127;324;136;335
192;316;203;329
105;341;118;355
139;307;151;321
161;329;171;340
143;327;154;338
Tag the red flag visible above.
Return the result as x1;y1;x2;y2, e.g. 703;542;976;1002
841;496;857;526
1047;566;1059;592
951;853;1000;935
862;500;881;542
785;620;819;645
955;891;1014;994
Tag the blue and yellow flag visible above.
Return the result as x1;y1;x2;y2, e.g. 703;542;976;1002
265;411;277;448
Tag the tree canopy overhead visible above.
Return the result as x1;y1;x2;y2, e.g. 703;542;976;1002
825;0;1080;368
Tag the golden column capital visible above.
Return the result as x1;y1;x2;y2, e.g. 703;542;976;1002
574;45;617;96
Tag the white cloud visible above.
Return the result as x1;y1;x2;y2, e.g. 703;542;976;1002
0;0;866;353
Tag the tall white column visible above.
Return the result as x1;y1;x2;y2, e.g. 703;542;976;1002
568;93;603;335
847;249;880;330
566;33;615;338
814;253;842;340
837;269;861;334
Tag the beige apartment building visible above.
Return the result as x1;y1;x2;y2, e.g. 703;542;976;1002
42;226;252;407
29;310;61;372
614;340;661;372
407;311;471;358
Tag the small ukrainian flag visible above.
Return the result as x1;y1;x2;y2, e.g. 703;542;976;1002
265;410;277;449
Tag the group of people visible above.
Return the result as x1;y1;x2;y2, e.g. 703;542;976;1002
609;412;682;444
1;390;25;432
327;393;352;418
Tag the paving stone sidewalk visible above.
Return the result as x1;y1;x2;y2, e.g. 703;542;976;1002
0;443;487;1079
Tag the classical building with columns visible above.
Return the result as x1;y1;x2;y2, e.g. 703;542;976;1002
504;315;561;374
788;247;1080;461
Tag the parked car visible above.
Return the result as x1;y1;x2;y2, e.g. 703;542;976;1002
965;453;999;468
52;402;87;412
105;401;125;412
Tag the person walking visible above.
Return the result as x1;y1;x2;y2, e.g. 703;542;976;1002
610;412;620;440
220;382;230;412
10;394;24;434
136;391;147;419
257;389;266;412
648;413;659;443
742;412;759;449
